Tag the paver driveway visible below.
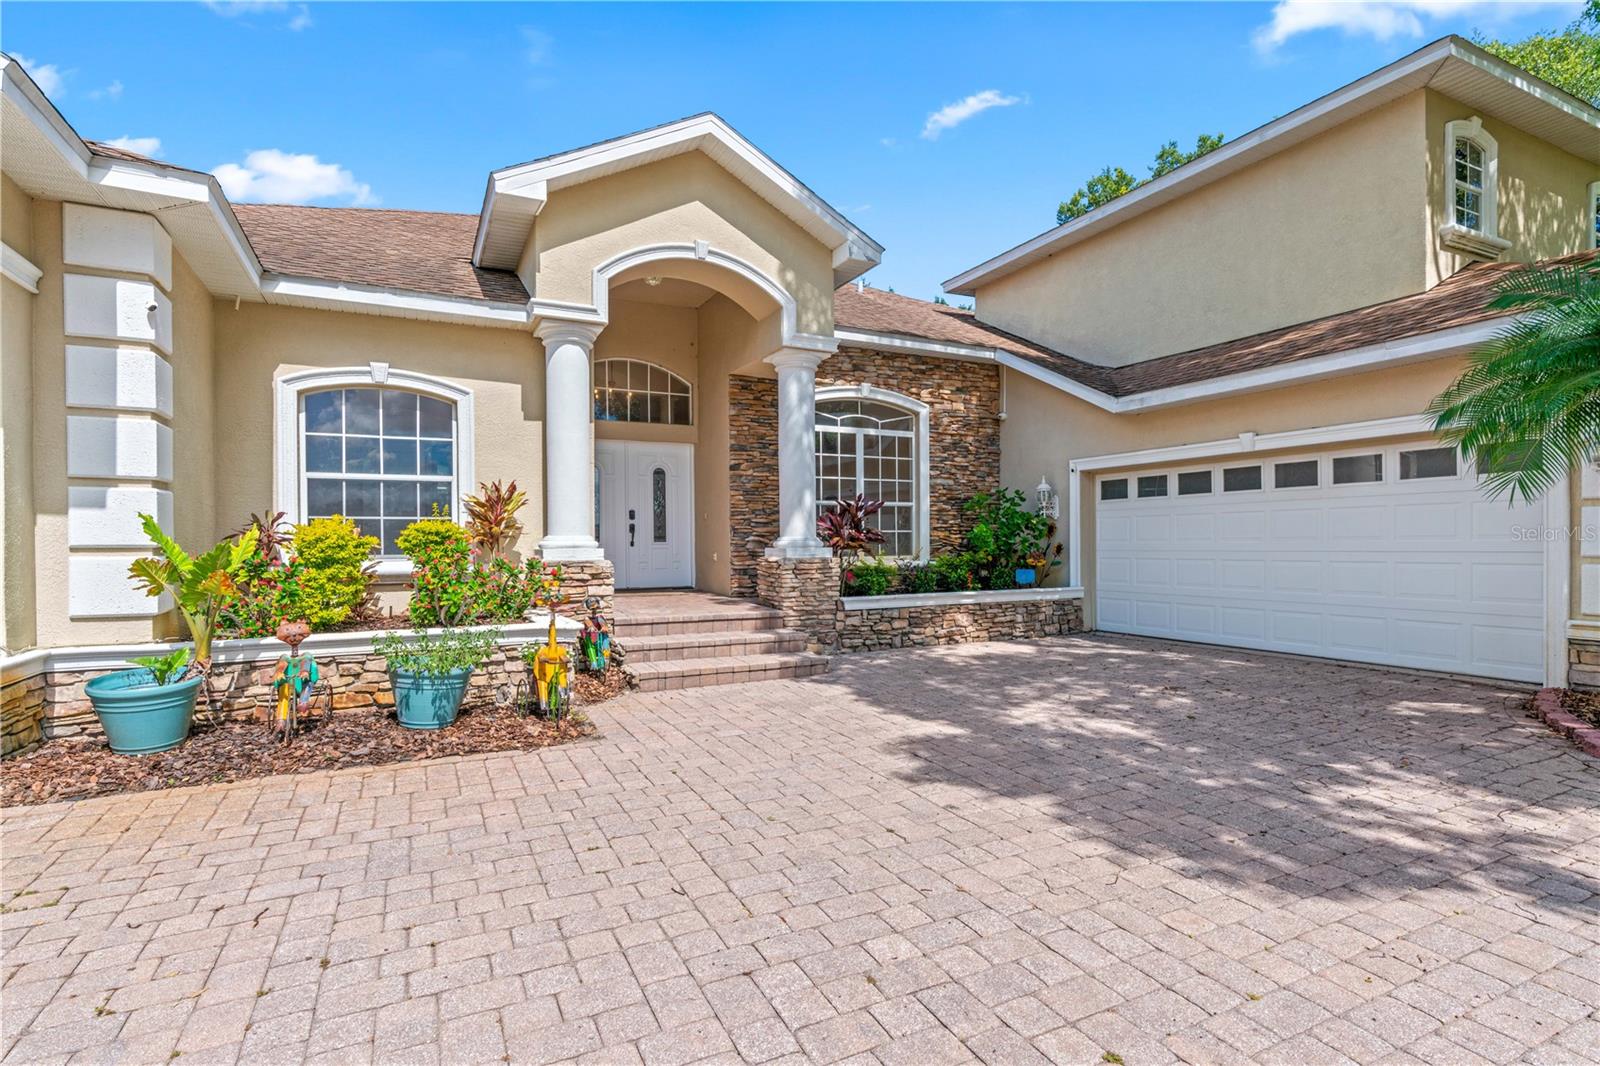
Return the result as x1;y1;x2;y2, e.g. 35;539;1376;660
3;634;1598;1066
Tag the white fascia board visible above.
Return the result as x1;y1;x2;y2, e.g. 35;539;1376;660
1;57;92;178
474;114;882;273
844;317;1505;415
840;586;1085;612
944;40;1463;295
1;241;42;292
90;162;265;286
262;274;532;328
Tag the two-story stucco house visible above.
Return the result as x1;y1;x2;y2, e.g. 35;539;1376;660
2;36;1598;750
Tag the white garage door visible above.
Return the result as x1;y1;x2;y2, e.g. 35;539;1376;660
1094;443;1546;682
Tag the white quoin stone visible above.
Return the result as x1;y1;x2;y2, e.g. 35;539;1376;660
535;319;605;561
67;415;173;481
63;274;173;354
65;344;174;416
69;554;168;618
765;347;832;559
68;486;173;548
62;203;174;291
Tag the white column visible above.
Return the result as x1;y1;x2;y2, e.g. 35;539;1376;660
765;348;831;559
535;319;605;561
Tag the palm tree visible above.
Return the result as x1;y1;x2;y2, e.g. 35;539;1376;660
1430;260;1600;504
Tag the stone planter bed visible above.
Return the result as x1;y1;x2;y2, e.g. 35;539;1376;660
835;586;1084;652
1529;687;1600;757
1;667;624;807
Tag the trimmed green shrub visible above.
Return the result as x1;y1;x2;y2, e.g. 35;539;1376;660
293;516;378;629
931;552;975;592
843;558;896;597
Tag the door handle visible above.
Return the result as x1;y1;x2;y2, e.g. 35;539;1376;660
629;523;636;547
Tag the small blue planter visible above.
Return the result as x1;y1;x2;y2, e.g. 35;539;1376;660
391;667;473;730
85;668;202;755
1014;567;1037;587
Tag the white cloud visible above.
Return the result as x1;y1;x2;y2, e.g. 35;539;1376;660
204;1;313;31
920;89;1023;141
87;79;124;101
15;55;65;97
520;26;554;65
213;149;374;205
1253;1;1580;52
103;136;162;158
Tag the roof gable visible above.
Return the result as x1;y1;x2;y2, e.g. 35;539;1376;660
473;113;882;286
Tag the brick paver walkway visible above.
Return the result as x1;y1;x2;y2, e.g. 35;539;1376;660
3;635;1597;1065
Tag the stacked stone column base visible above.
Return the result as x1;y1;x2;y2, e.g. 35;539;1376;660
548;558;616;623
756;556;842;652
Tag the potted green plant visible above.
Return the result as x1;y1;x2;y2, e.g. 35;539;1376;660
84;648;202;755
376;627;501;730
86;517;259;754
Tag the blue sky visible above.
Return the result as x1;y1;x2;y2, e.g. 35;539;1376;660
4;1;1586;301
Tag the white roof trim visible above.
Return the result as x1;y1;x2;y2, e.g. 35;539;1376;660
837;316;1507;413
473;113;883;285
261;274;531;328
1070;413;1439;473
945;37;1600;295
2;241;42;293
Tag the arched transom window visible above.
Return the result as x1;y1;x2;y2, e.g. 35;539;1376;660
593;359;692;425
815;392;928;558
302;386;457;554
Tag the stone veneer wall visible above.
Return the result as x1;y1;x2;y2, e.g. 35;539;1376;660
728;347;1002;597
552;559;616;623
756;557;842;651
1571;639;1600;690
837;595;1084;653
2;674;46;756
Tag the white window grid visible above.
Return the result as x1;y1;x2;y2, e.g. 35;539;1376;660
593;358;692;426
816;400;918;558
1453;136;1486;232
301;386;457;556
1096;443;1470;506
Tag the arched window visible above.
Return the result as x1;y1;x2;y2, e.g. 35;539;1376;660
1452;135;1487;232
815;387;930;559
276;365;473;568
1441;118;1503;248
593;359;692;425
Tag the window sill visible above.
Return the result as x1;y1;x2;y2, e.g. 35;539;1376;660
1437;222;1512;261
370;559;415;581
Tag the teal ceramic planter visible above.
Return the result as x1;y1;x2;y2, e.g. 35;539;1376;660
391;667;472;730
85;668;202;755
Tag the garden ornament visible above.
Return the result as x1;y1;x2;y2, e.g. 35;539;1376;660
531;611;572;719
577;596;612;672
270;619;319;742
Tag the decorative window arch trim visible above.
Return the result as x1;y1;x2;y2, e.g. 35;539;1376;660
273;365;475;575
815;384;931;561
1439;117;1511;260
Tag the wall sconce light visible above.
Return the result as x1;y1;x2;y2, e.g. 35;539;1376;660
1036;476;1059;519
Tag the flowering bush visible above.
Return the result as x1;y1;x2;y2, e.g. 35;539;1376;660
218;551;310;638
399;518;557;627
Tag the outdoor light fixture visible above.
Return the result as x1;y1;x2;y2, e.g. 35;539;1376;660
1037;476;1059;519
645;276;662;286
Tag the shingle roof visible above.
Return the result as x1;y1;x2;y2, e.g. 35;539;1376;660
231;204;529;304
836;251;1596;398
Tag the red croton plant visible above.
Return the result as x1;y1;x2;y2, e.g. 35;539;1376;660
816;494;886;586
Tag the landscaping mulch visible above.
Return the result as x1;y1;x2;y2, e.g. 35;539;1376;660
1560;689;1600;728
1;666;631;807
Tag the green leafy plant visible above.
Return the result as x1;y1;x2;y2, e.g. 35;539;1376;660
375;627;501;676
218;552;308;639
931;552;976;592
962;489;1050;582
128;515;259;670
463;480;527;562
292;517;378;629
1430;260;1600;505
399;518;548;626
396;518;469;561
129;647;191;686
817;494;886;560
842;558;897;597
900;561;939;594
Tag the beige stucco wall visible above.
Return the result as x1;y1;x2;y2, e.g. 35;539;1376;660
212;303;546;567
521;152;835;337
975;92;1430;366
2;175;38;651
1424;90;1598;286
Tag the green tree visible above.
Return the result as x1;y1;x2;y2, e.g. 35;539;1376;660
1429;261;1600;505
1056;135;1224;224
1474;0;1600;107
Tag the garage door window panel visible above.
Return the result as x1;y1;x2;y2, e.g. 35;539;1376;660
1400;447;1458;480
1223;465;1263;492
1101;478;1129;501
1138;475;1168;498
1274;460;1319;489
1178;471;1213;496
1332;454;1384;485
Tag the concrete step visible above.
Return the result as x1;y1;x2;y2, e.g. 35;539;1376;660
625;651;830;691
614;605;786;638
622;628;810;663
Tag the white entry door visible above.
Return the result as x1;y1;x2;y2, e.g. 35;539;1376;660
1093;443;1546;682
596;441;693;589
